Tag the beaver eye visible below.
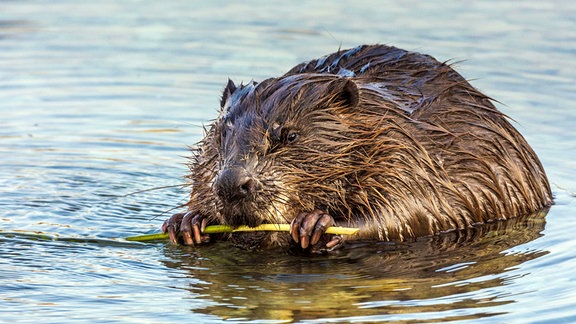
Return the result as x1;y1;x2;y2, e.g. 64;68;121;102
286;131;299;144
268;126;298;153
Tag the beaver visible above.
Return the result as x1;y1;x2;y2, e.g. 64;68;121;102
162;44;553;253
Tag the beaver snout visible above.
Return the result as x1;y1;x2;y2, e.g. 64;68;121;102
215;167;260;203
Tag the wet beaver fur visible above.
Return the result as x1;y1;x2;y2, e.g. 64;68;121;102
163;44;553;253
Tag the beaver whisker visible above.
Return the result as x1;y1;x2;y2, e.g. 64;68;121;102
263;196;291;224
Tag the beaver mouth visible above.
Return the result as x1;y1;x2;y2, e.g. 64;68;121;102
218;193;293;227
229;213;264;227
220;202;266;227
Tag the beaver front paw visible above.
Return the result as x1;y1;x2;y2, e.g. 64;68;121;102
290;209;343;253
162;211;210;246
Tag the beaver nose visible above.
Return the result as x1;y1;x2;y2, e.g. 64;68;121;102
216;167;259;202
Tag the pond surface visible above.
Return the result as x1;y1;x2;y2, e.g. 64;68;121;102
1;1;575;323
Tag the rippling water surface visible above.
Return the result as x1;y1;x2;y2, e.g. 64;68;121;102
1;1;575;323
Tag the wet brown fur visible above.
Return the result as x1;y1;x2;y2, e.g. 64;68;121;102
183;44;552;247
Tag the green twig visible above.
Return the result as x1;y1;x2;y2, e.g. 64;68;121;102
125;224;360;242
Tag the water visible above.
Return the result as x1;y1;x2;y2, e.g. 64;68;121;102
1;1;575;322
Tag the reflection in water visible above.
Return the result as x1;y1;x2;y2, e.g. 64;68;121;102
161;211;548;322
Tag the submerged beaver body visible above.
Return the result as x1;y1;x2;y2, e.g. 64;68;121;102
163;44;552;252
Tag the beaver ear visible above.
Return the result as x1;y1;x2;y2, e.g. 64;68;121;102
220;79;237;109
330;78;359;109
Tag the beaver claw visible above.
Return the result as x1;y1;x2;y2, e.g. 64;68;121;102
162;211;210;246
290;209;343;252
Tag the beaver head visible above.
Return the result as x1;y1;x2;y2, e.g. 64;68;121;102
207;75;360;227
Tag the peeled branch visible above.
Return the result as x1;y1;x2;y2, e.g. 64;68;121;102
125;224;359;242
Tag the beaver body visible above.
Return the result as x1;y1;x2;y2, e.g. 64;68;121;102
163;44;552;252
